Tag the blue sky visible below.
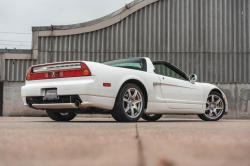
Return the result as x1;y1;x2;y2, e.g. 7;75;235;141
0;0;132;49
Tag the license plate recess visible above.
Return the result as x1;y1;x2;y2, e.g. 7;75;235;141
43;89;59;100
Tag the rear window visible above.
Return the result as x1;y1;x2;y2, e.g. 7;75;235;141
103;58;147;71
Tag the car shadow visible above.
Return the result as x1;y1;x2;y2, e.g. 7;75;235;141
29;119;205;123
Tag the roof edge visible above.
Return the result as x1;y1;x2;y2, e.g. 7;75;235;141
0;49;32;54
32;0;144;31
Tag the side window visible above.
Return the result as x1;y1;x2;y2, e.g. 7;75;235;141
154;64;185;80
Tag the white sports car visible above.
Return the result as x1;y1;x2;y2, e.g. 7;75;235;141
21;57;228;122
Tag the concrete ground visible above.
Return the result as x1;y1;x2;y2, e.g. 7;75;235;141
0;117;249;166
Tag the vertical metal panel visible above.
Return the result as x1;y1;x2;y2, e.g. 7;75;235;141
32;0;250;83
0;82;3;116
5;59;37;82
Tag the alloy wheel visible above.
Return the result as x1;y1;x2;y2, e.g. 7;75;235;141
123;88;143;119
60;112;70;116
205;95;224;119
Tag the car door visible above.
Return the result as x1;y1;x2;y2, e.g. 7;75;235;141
153;61;205;110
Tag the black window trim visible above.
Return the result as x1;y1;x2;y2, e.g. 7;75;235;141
152;61;190;81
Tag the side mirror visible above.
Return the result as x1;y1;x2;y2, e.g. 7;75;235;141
190;74;197;84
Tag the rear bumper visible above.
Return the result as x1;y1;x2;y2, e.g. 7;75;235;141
33;103;77;109
30;96;115;110
22;76;99;99
21;76;115;110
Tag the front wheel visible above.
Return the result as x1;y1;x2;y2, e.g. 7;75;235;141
197;91;225;121
111;83;145;122
46;110;76;121
142;114;162;121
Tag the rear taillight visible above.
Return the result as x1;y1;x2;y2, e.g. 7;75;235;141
81;63;92;76
26;62;91;81
26;68;33;80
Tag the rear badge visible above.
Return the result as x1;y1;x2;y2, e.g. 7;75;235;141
52;72;56;78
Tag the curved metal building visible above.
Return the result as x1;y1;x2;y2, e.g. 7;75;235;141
1;0;250;118
30;0;250;84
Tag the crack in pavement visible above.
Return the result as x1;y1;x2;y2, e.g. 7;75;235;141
136;123;145;166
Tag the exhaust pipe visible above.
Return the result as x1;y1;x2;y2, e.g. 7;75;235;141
27;100;38;110
75;100;81;108
28;101;33;108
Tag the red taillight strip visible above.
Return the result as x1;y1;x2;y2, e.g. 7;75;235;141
26;62;91;81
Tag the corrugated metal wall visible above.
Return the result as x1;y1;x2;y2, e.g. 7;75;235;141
5;59;37;82
6;0;250;83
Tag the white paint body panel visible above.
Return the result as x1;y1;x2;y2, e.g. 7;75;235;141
159;76;205;110
21;58;228;114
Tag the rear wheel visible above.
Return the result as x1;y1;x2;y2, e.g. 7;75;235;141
197;91;225;121
111;83;144;122
142;114;162;121
46;110;76;121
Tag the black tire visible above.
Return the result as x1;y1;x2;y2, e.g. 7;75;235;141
197;91;225;121
46;110;76;121
111;83;145;122
142;114;162;121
